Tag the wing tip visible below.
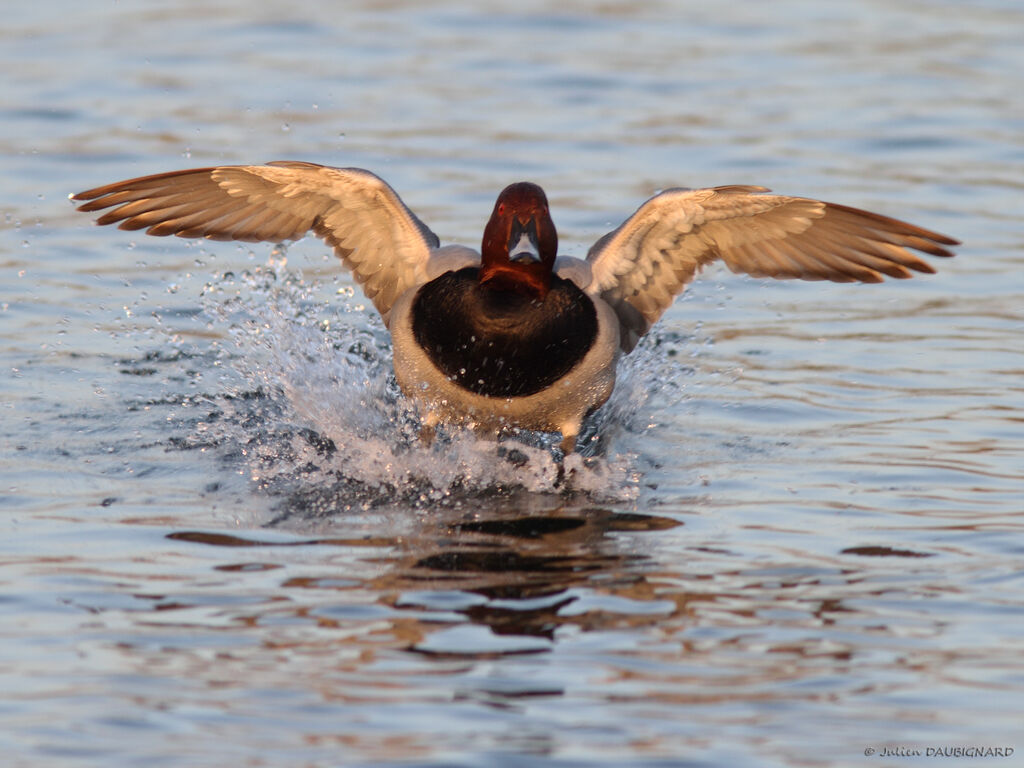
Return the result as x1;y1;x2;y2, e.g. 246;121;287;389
71;190;106;206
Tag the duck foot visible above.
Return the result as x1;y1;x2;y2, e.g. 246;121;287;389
417;412;440;447
496;445;530;468
418;422;436;446
552;432;578;489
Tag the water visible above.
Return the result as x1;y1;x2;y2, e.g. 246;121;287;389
3;1;1023;766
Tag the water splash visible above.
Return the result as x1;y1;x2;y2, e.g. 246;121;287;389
194;254;688;513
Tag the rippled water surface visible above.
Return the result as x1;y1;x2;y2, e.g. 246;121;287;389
3;1;1023;766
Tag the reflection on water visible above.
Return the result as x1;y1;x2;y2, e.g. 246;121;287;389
4;0;1024;765
16;483;1014;765
170;500;682;653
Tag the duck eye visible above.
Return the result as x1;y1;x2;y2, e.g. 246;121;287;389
498;203;506;215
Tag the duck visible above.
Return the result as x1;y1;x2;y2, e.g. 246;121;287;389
73;161;958;453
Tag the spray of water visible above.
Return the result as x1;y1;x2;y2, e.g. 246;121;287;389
193;252;687;513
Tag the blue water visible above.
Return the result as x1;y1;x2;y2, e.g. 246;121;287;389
3;1;1023;766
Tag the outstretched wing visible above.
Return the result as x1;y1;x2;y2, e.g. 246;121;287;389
73;161;441;324
586;186;958;352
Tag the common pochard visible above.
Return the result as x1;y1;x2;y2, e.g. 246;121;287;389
73;162;957;453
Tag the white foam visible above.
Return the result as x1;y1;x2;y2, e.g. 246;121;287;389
196;256;686;508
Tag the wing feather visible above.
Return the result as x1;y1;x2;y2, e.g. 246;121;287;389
73;161;441;324
587;186;957;351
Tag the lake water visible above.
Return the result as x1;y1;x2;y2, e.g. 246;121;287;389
2;1;1023;766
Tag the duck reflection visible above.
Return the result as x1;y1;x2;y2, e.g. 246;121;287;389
388;498;681;644
169;490;683;653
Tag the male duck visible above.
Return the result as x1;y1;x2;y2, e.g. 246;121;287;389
73;162;957;452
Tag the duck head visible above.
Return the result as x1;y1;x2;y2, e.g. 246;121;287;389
480;182;557;300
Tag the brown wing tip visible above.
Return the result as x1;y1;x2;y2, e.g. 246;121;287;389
72;178;138;204
74;197;113;213
828;201;960;255
913;233;959;255
72;166;223;207
930;244;956;258
71;188;110;206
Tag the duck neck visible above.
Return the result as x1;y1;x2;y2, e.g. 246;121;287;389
478;261;550;300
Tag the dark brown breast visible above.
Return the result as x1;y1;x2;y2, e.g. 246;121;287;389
411;267;598;398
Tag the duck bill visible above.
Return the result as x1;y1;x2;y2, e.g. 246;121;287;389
507;216;540;264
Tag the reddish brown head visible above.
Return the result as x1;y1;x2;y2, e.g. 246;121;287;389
479;182;557;300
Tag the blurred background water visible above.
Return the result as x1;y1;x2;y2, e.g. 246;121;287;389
2;1;1023;766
